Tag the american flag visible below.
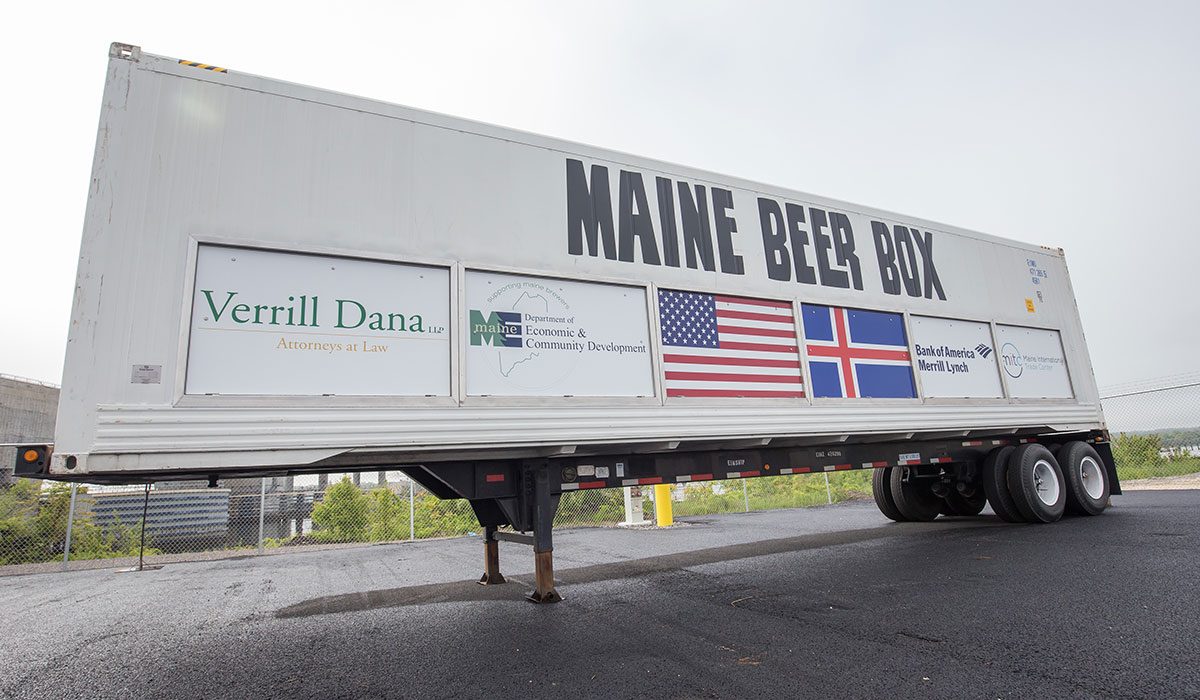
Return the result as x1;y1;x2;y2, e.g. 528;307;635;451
658;289;805;398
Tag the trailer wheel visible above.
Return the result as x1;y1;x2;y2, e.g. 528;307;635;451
1059;441;1110;516
872;467;908;522
888;467;941;521
1006;444;1066;523
943;488;987;516
981;446;1025;523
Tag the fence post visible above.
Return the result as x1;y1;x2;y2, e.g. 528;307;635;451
62;483;79;569
257;477;267;554
742;479;749;512
824;472;833;504
408;478;415;541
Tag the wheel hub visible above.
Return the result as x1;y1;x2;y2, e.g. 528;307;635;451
1079;456;1104;500
1032;459;1061;506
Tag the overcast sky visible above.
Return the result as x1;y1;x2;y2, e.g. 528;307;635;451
2;0;1197;391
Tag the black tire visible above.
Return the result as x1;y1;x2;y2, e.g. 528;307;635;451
1059;441;1110;516
981;446;1025;523
872;467;908;522
888;467;941;521
1006;444;1066;524
943;488;987;516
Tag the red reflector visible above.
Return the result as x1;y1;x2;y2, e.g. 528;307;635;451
485;474;505;483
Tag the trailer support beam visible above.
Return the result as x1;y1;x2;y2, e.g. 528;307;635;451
527;464;562;604
478;525;506;586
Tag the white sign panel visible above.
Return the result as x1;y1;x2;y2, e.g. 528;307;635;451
187;246;450;396
465;271;654;396
909;316;1003;398
994;325;1073;398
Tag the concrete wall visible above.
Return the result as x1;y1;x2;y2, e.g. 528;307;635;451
0;375;59;485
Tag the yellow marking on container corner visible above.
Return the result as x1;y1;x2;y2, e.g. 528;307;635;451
179;59;228;73
1024;298;1036;313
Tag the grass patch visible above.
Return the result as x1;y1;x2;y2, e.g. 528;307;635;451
1116;457;1200;482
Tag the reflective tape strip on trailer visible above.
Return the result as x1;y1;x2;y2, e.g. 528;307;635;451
178;59;229;73
621;477;663;486
862;461;889;469
676;473;714;482
725;470;762;479
561;480;607;490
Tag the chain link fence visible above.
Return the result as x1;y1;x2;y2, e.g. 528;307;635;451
1;376;1196;574
1099;375;1200;484
0;469;872;574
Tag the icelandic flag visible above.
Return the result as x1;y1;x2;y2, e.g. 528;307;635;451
801;304;917;398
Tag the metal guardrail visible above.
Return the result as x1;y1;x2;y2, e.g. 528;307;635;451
0;373;60;390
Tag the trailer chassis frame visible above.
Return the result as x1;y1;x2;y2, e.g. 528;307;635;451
15;431;1116;603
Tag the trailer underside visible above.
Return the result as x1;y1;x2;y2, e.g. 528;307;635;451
14;428;1118;603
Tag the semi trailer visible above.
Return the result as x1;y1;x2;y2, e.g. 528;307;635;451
16;44;1117;602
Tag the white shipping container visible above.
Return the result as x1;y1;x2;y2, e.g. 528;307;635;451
44;44;1104;480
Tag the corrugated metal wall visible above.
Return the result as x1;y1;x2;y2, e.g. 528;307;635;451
0;375;59;485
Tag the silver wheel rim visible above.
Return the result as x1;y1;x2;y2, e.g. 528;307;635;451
1032;459;1060;506
1079;456;1104;500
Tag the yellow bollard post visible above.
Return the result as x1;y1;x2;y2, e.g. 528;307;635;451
654;483;673;527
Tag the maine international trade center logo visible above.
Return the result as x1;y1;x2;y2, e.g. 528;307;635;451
469;311;523;347
1001;342;1024;378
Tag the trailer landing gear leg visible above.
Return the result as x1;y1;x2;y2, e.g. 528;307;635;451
530;550;559;604
527;466;562;604
478;525;506;586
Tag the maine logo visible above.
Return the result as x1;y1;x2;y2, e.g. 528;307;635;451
469;310;522;347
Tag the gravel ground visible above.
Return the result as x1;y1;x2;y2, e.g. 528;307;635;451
1120;473;1200;490
1;491;1196;699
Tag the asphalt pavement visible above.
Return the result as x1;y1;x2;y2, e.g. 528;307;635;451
1;490;1197;699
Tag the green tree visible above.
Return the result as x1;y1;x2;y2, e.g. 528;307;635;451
412;492;477;539
311;478;369;541
1112;432;1163;470
365;488;410;542
555;488;625;526
0;481;156;564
